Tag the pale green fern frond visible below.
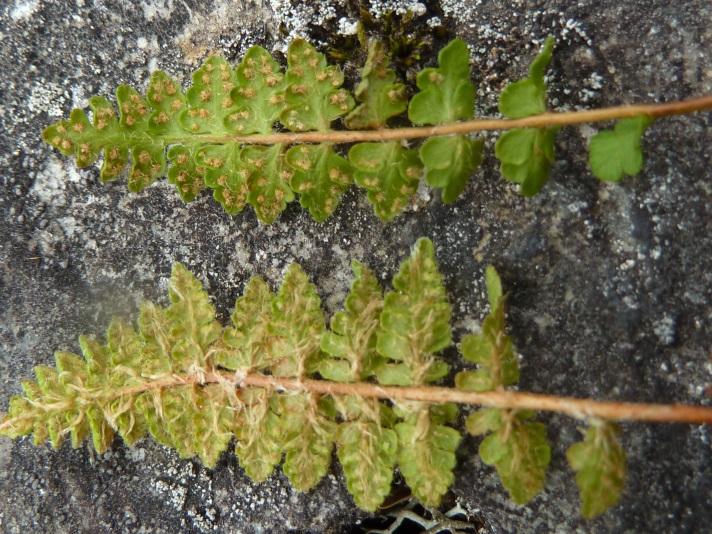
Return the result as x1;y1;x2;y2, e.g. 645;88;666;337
0;240;647;518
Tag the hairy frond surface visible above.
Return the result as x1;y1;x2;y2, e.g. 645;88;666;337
1;240;629;517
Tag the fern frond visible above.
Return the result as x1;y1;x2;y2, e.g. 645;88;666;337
4;239;709;517
43;36;712;221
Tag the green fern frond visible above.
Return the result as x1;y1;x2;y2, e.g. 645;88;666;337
42;35;688;221
40;37;480;223
0;239;643;518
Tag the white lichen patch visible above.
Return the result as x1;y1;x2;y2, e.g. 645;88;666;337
10;0;40;21
368;0;427;17
653;315;676;346
139;0;176;21
321;243;353;313
28;81;66;117
30;157;81;207
267;0;339;51
337;17;359;36
175;0;266;63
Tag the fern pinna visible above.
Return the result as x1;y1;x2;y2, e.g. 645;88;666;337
3;238;711;518
43;37;712;224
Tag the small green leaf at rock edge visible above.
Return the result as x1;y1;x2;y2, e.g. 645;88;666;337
286;143;352;222
485;265;503;310
495;127;558;196
349;141;421;221
567;422;627;518
499;36;554;119
479;415;551;505
375;238;451;385
589;115;653;182
419;135;484;203
408;38;475;125
282;39;354;132
320;261;384;382
345;40;407;129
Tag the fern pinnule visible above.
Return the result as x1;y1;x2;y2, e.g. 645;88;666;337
319;260;384;383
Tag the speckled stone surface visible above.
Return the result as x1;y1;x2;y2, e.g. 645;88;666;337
0;1;710;532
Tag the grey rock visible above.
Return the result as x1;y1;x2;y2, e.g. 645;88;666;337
0;0;710;533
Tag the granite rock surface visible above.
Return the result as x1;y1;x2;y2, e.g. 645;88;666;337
0;1;710;532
